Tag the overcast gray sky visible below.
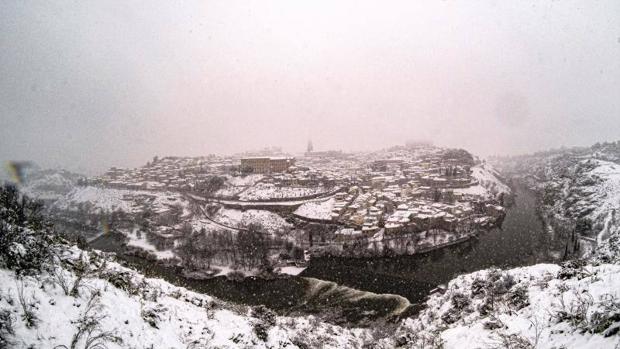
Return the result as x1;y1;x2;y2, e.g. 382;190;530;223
1;0;619;173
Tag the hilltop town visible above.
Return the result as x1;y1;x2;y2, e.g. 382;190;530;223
22;143;510;276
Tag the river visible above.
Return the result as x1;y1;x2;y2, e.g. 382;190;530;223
302;184;565;301
90;184;564;326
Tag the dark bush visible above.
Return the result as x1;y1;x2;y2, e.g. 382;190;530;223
485;269;515;296
483;319;503;330
450;292;471;310
102;270;133;291
253;322;269;342
590;312;620;335
291;336;310;349
507;286;530;310
251;305;276;327
589;294;620;336
226;270;245;282
471;278;488;297
477;297;494;316
0;309;14;348
141;305;166;329
251;305;276;342
557;260;589;280
394;334;413;347
0;185;56;275
441;307;460;324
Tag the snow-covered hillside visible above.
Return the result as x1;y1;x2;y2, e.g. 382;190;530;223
293;198;335;220
20;168;81;203
462;163;511;200
492;144;620;261
380;263;620;348
566;160;620;247
0;184;374;348
214;174;264;198
0;246;372;349
55;186;190;215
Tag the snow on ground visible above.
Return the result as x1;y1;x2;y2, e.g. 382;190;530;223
453;184;489;197
383;263;620;349
182;265;261;279
536;158;620;261
54;186;188;214
469;163;511;199
294;198;335;220
239;183;327;201
584;160;620;244
215;175;264;197
0;246;372;349
227;174;264;187
190;216;232;233
216;194;339;207
215;208;292;232
21;171;77;202
278;266;307;276
56;186;135;212
125;229;175;260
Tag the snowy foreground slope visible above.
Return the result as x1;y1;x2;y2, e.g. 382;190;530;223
379;264;620;348
0;184;373;349
0;246;371;348
4;213;619;347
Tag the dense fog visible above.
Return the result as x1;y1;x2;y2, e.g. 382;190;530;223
2;0;619;172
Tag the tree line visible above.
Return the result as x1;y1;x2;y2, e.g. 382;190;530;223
175;223;301;272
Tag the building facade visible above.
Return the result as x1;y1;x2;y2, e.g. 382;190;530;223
240;157;295;174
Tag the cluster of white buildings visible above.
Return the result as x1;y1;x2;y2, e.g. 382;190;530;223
310;146;507;240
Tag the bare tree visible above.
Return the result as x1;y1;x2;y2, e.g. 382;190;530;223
50;252;107;297
54;291;122;349
16;281;37;329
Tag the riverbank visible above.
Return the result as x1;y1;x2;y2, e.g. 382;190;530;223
89;233;413;327
302;184;564;300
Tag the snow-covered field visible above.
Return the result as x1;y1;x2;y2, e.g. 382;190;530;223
214;208;292;232
125;229;176;260
294;198;335;220
54;186;188;214
278;266;306;276
57;186;136;212
215;174;264;197
226;174;264;187
239;183;328;201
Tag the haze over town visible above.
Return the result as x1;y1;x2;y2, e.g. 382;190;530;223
2;0;620;173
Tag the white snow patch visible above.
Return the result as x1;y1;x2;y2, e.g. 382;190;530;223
294;198;335;220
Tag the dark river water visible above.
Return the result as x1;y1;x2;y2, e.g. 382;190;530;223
301;184;565;302
90;184;564;326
